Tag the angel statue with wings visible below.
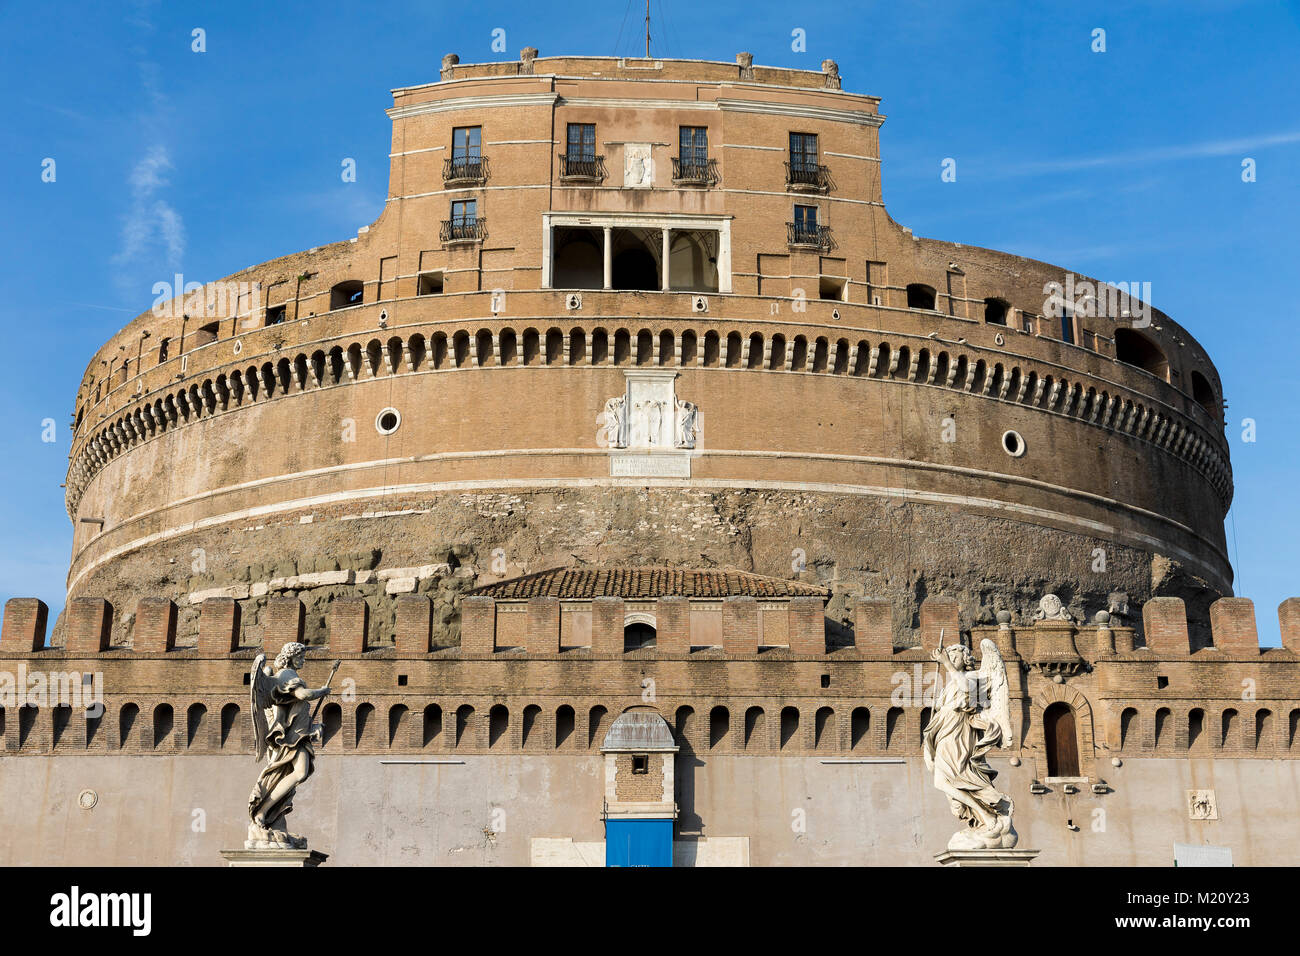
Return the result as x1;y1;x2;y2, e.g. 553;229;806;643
921;636;1018;850
245;643;339;850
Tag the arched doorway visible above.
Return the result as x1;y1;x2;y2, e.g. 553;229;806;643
1043;703;1080;776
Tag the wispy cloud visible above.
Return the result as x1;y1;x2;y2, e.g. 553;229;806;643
1002;130;1300;177
113;145;185;271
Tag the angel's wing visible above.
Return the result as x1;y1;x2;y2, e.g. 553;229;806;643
977;638;1012;748
249;653;274;762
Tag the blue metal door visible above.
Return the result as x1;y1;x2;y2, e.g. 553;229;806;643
605;819;673;867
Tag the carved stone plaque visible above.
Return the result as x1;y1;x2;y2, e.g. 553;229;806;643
623;143;654;188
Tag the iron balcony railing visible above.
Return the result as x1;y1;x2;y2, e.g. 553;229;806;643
671;156;719;185
440;218;487;243
558;154;607;181
443;155;490;184
785;161;832;192
787;221;834;250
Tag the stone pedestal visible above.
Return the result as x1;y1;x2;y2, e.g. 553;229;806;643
220;848;329;867
935;848;1039;867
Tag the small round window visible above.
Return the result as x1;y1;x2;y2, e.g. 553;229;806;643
1001;429;1026;457
375;408;401;435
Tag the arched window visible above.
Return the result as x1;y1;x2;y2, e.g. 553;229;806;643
1190;370;1218;421
555;705;575;748
1221;708;1239;748
906;283;936;310
984;297;1009;325
744;706;766;749
709;706;729;749
422;704;442;747
521;704;541;748
779;707;799;749
355;703;376;747
186;703;207;748
588;705;608;748
1155;707;1172;749
120;703;140;749
814;706;834;749
1119;707;1138;749
1115;328;1169;381
1256;709;1274;750
489;704;509;748
388;704;409;747
322;703;342;748
1043;702;1080;776
1188;708;1205;751
329;280;364;310
674;706;694;751
851;707;870;750
624;620;657;652
455;704;475;747
885;706;903;750
219;703;239;748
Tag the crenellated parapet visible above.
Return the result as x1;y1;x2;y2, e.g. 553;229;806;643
4;586;1297;763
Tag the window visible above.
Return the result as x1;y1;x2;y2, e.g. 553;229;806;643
792;204;818;242
451;199;477;226
1059;307;1075;345
444;200;479;242
906;283;936;310
631;755;649;775
329;281;364;310
265;304;286;325
452;126;480;161
158;337;170;362
566;123;595;161
819;275;846;301
417;271;444;295
680;126;708;165
1115;328;1169;380
984;297;1009;325
789;132;818;170
447;126;483;181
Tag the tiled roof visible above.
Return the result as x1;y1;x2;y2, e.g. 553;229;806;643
468;567;830;600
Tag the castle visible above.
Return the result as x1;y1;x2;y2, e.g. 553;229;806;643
1;51;1294;866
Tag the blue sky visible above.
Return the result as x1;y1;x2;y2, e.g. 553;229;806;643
1;0;1296;642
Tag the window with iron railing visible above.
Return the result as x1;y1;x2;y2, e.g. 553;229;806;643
673;126;716;184
788;205;831;249
560;123;603;180
442;200;485;242
445;126;488;182
787;131;830;190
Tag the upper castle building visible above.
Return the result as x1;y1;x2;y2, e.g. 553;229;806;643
1;52;1289;867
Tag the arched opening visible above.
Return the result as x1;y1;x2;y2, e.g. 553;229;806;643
186;703;206;748
521;704;541;748
984;297;1010;325
612;246;659;291
885;707;903;750
329;280;364;310
588;705;608;748
1221;708;1239;748
624;620;657;652
907;283;936;310
1256;709;1273;750
555;705;575;748
52;705;72;748
219;703;238;748
1188;708;1205;751
709;706;729;749
552;227;603;288
1043;703;1080;776
814;706;834;749
668;232;719;292
322;704;341;748
1119;707;1138;749
1190;370;1218;421
489;704;509;748
1115;328;1169;381
779;706;799;749
851;707;870;750
388;704;409;747
422;704;441;747
455;704;474;748
744;706;766;749
355;703;376;747
119;703;139;749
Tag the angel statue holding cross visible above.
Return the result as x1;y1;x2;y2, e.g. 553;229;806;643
245;642;339;850
921;635;1018;850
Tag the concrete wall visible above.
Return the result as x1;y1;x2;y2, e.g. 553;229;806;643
2;753;1293;866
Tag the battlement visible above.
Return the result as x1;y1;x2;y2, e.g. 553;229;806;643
7;591;1297;659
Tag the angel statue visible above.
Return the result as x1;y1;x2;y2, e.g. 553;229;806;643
921;636;1018;850
246;643;339;850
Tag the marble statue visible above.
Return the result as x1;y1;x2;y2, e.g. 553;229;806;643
600;396;627;448
246;644;338;849
675;399;699;449
922;637;1018;850
1033;593;1077;623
